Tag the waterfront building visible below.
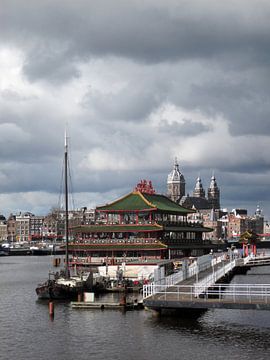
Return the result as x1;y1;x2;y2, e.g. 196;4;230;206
69;180;213;260
201;209;223;241
78;207;96;225
225;207;264;240
7;214;16;242
30;215;45;241
15;212;34;242
264;221;270;237
42;209;63;240
0;215;7;242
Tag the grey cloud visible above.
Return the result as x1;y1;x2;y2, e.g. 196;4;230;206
0;111;62;164
0;162;60;193
22;44;80;83
81;84;164;121
158;118;210;136
185;79;270;136
1;89;37;102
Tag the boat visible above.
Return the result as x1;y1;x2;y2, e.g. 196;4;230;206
0;245;9;256
36;270;94;300
35;133;97;300
30;243;65;256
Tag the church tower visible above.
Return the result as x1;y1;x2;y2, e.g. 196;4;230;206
167;158;185;202
207;175;220;209
193;176;205;198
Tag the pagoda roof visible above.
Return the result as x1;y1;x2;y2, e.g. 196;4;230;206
69;242;167;251
71;223;163;233
96;191;193;215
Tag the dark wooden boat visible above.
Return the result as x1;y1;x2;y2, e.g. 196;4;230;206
36;271;93;300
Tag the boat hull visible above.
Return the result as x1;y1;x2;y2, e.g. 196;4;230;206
36;280;85;300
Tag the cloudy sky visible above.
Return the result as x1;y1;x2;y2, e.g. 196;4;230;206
0;0;270;220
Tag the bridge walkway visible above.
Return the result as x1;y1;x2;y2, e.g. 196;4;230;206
143;253;270;311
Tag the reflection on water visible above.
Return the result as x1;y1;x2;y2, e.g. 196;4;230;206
0;256;270;360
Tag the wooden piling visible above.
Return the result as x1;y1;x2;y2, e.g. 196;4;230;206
120;295;127;306
49;301;54;316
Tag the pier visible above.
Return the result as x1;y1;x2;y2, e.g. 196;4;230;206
143;252;270;311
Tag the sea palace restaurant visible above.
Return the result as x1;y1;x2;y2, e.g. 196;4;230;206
69;181;212;261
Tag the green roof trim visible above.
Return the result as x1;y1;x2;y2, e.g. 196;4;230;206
96;191;193;215
69;242;167;251
143;193;194;214
71;224;163;233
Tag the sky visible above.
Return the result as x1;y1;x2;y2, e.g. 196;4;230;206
0;0;270;220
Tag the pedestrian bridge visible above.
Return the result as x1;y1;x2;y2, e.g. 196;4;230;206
143;283;270;311
143;252;270;311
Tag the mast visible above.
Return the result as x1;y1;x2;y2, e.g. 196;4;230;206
64;131;70;278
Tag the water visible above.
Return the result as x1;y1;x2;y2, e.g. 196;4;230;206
0;256;270;360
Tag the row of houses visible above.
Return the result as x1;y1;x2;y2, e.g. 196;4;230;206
0;208;96;242
0;205;267;244
190;206;266;241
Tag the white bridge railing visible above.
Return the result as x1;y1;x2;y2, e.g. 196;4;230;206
143;283;270;303
145;253;270;300
194;260;236;296
155;253;227;287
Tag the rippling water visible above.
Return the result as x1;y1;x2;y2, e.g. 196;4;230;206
0;256;270;360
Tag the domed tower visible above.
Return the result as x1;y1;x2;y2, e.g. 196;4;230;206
167;157;185;202
193;176;205;198
255;204;263;218
207;174;220;209
254;204;264;235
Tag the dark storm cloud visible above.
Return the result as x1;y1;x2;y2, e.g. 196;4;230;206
23;45;81;84
2;0;270;137
218;161;270;175
2;1;270;81
183;77;270;136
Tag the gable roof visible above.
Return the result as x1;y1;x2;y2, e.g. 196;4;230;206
180;196;212;210
96;191;193;215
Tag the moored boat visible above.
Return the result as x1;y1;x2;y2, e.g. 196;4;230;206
35;132;96;300
36;271;94;300
0;245;9;256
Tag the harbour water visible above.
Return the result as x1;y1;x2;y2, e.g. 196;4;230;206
0;256;270;360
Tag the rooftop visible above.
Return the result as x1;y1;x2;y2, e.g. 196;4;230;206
97;191;194;215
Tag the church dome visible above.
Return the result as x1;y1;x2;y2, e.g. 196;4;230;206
195;176;203;190
167;158;185;183
209;175;217;189
193;176;205;198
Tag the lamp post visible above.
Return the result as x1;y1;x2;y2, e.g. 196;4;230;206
195;260;199;284
227;247;232;262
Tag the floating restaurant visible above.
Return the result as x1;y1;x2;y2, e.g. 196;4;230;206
69;180;213;262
